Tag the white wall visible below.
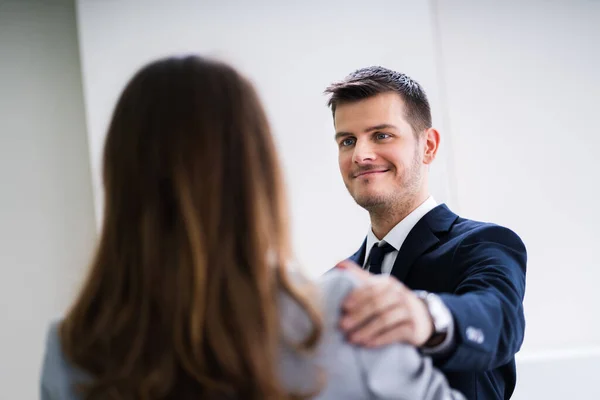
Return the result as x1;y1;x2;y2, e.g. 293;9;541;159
0;1;96;398
75;0;455;277
436;0;600;352
434;0;600;398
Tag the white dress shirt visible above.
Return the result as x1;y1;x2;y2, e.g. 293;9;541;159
362;196;455;355
363;196;438;275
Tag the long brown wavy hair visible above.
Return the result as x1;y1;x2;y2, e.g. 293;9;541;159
60;55;322;399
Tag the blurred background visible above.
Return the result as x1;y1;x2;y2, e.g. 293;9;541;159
1;0;598;398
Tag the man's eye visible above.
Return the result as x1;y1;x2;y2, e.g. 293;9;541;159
376;133;390;140
341;138;356;147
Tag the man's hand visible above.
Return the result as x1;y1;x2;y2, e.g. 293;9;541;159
337;259;434;347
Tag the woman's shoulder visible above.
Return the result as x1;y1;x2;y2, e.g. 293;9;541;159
40;319;87;400
279;267;361;314
41;319;63;375
41;319;65;398
318;268;362;303
277;267;363;342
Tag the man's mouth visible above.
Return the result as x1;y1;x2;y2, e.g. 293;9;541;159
353;169;390;178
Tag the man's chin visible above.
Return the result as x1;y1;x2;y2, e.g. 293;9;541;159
352;193;388;210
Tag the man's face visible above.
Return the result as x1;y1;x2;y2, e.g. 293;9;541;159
334;92;426;211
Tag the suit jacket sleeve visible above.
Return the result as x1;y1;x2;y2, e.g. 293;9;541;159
436;225;527;371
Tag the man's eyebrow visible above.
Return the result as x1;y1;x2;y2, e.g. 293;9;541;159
334;131;352;140
364;124;398;132
335;124;399;140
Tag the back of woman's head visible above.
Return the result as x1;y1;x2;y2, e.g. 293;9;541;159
60;55;321;400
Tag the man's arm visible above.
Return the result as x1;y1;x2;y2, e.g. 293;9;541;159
337;224;526;373
435;225;527;371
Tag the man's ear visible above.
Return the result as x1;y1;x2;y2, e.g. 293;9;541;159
423;128;440;165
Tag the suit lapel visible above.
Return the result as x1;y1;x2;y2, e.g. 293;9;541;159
391;204;458;282
349;238;367;265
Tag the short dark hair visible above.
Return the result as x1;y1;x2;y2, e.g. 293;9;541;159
324;66;432;135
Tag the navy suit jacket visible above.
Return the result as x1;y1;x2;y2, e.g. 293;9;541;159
348;204;527;400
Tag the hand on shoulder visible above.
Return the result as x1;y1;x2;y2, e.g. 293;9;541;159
332;260;435;348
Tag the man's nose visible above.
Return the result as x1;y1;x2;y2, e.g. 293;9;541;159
352;140;377;164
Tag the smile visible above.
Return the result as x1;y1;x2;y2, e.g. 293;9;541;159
354;169;389;178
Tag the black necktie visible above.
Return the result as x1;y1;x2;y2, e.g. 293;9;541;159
366;242;396;275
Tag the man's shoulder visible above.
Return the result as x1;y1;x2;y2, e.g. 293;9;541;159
452;217;519;238
452;216;525;248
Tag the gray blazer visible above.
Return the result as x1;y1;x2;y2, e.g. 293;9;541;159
41;269;464;399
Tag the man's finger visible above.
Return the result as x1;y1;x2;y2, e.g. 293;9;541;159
365;322;415;347
343;275;390;310
340;284;400;332
349;305;410;344
339;289;378;332
342;282;402;325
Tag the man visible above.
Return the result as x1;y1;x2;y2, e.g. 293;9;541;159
324;66;527;400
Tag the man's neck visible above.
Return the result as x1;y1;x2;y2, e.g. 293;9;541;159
370;194;430;240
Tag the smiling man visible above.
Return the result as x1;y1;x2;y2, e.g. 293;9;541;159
324;67;527;400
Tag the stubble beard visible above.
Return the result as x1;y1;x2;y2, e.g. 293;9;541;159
351;153;423;221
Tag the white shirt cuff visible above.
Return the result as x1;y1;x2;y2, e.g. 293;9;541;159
420;294;455;356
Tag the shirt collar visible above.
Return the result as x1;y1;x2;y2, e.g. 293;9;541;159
364;196;438;262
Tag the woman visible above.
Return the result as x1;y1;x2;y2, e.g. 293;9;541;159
40;55;464;400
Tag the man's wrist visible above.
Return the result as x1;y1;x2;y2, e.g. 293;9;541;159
414;290;455;354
